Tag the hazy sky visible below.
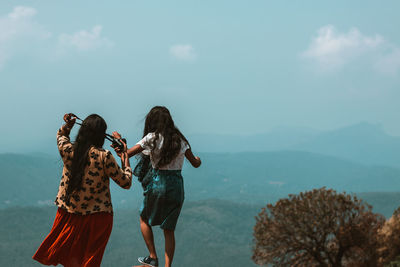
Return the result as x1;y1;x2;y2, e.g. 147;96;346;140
1;1;399;153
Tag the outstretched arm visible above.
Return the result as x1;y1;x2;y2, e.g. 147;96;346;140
185;149;201;168
111;131;144;158
127;144;144;158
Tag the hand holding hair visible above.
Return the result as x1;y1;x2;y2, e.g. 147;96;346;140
60;113;77;136
63;113;76;128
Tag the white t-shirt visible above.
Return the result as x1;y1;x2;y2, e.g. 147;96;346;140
137;133;190;170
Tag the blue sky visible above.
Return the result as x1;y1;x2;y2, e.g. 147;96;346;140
1;1;399;153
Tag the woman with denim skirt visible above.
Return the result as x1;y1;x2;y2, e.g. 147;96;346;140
112;106;201;267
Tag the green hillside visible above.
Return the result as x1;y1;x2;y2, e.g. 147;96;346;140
0;200;258;267
1;196;400;267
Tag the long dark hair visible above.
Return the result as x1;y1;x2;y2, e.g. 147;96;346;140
66;114;107;200
142;106;190;169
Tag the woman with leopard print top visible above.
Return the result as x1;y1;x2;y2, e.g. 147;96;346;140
33;113;132;267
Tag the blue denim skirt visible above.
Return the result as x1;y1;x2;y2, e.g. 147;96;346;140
140;169;184;230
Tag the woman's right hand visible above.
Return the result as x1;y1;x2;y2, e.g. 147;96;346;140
112;139;127;158
112;131;122;139
185;149;202;168
195;156;202;166
63;113;76;128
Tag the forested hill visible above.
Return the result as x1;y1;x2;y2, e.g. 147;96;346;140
1;152;400;209
0;200;259;267
2;196;400;267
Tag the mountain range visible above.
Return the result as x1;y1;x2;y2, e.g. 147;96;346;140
189;122;400;168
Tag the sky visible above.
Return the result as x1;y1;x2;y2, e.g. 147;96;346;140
1;1;399;153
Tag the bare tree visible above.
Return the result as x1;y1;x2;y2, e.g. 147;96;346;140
253;188;385;267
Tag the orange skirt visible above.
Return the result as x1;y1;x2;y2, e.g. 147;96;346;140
33;208;113;267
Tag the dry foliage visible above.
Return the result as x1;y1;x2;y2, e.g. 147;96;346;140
253;188;385;267
378;207;400;266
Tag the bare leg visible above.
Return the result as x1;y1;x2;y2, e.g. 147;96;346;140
140;216;157;259
163;229;175;267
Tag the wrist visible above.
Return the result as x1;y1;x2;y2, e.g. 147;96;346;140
121;154;129;167
62;124;71;132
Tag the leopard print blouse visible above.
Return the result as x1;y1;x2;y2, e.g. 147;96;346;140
55;127;132;215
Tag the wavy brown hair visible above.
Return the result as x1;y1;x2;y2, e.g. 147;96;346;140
142;106;190;169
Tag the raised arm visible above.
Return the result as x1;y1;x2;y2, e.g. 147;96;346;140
104;149;132;189
57;113;76;160
185;149;201;168
103;133;132;189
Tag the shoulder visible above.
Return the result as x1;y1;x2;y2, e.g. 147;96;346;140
93;147;106;153
138;132;157;146
180;139;190;152
104;149;112;158
103;149;113;160
89;147;113;160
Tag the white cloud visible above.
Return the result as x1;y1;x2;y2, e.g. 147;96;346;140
302;25;400;75
301;25;384;71
8;6;36;20
0;6;50;69
0;6;115;70
170;44;197;61
58;25;113;51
